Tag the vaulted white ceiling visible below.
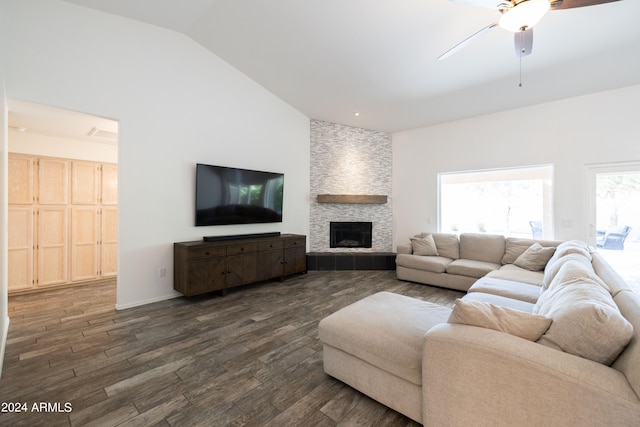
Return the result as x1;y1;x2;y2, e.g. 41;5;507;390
58;0;640;132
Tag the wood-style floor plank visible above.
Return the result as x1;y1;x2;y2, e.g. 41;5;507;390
0;271;463;426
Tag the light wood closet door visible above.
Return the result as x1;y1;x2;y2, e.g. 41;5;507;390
38;158;69;205
8;154;118;292
38;206;69;287
101;163;118;205
72;161;100;205
101;207;118;277
8;156;35;205
100;164;118;278
71;207;99;282
8;206;35;291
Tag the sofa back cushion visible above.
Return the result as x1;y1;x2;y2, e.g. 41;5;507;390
542;254;595;291
534;279;634;365
544;240;592;272
459;233;505;264
612;291;640;401
591;251;640;397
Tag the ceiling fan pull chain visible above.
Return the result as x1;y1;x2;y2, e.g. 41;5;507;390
519;53;523;87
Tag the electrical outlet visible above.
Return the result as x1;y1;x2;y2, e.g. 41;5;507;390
159;267;167;277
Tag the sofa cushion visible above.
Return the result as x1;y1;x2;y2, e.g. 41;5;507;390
486;264;545;287
462;291;536;312
545;240;592;272
542;253;595;290
446;259;501;278
448;299;552;341
468;277;541;304
410;234;439;256
542;259;609;298
395;253;452;273
534;280;634;365
459;233;505;264
501;237;561;265
318;292;452;385
513;243;556;271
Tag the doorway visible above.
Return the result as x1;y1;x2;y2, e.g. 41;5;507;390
7;99;118;296
586;162;640;293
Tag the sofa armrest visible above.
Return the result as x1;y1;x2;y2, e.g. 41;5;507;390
422;323;640;427
396;243;412;255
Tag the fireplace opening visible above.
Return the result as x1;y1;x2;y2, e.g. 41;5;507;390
330;222;372;248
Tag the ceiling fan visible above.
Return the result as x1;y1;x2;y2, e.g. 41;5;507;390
438;0;622;60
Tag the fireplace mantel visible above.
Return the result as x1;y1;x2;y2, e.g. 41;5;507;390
317;194;387;204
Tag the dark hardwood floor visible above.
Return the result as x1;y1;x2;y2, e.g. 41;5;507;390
0;271;464;426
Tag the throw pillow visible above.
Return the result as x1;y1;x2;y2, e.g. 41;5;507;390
431;233;460;259
501;237;560;265
410;235;439;256
534;280;634;365
448;299;552;341
513;243;556;271
502;238;537;265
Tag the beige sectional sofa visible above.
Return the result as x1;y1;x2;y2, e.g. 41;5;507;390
395;232;562;291
319;237;640;426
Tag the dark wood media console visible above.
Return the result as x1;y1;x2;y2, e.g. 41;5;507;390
174;233;306;296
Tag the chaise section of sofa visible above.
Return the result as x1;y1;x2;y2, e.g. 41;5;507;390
318;292;452;423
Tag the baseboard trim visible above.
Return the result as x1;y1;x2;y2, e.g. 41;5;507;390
115;291;182;310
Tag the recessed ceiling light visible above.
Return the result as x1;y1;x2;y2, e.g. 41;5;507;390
354;112;360;116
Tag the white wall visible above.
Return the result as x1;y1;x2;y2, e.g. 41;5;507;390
1;0;310;309
393;84;640;248
0;33;9;378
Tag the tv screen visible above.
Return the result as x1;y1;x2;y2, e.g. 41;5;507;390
195;163;284;226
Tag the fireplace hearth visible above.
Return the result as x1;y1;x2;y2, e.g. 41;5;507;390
330;221;372;248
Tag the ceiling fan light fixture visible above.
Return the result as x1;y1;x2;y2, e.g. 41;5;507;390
499;0;550;32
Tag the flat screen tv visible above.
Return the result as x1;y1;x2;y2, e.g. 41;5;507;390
195;163;284;226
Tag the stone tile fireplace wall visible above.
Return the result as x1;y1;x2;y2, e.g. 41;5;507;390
310;119;393;252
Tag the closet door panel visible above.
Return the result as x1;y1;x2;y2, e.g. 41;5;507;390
8;206;35;291
37;207;69;287
72;161;100;205
101;207;118;277
8;155;35;205
71;207;99;282
101;164;118;205
39;158;69;205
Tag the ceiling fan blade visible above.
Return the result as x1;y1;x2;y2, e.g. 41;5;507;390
550;0;621;10
514;28;533;57
438;22;498;60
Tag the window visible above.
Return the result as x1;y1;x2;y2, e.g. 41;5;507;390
586;162;640;293
439;165;553;238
